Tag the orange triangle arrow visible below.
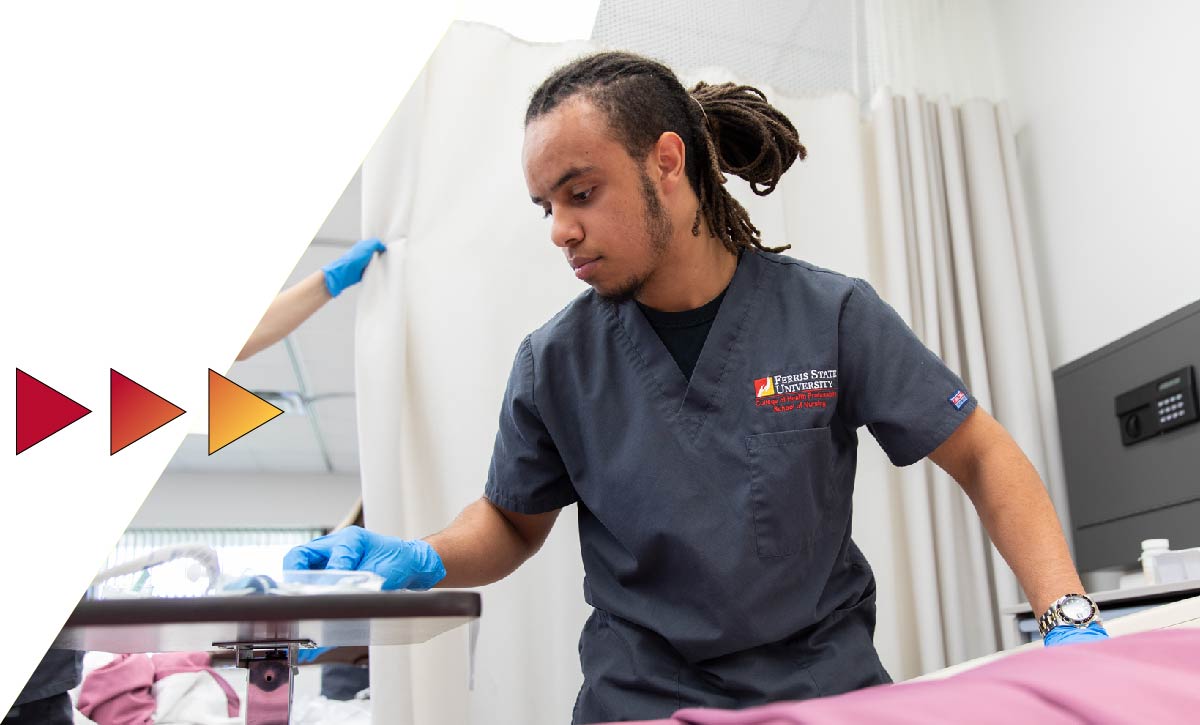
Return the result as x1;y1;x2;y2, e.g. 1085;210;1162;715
208;369;284;455
110;370;186;455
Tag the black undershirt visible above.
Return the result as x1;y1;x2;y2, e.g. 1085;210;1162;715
637;289;727;381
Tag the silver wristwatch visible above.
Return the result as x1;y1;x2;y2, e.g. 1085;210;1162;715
1038;593;1100;637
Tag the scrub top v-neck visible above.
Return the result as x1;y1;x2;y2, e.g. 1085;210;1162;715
483;249;977;720
637;285;727;382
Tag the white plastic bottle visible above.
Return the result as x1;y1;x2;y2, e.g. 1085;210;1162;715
1141;538;1171;585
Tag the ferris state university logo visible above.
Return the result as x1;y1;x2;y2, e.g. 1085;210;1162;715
754;369;839;413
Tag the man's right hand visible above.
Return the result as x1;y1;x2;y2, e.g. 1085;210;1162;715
283;525;446;591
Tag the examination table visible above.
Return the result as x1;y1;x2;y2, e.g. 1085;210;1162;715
614;595;1200;724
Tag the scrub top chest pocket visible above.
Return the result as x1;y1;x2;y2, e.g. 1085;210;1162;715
746;427;837;559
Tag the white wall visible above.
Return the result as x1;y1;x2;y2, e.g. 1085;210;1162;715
990;0;1200;368
131;472;361;529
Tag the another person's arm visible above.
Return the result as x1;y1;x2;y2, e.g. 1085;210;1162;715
237;238;386;361
237;270;329;361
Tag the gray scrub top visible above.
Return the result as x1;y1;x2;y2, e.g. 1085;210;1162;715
484;249;977;663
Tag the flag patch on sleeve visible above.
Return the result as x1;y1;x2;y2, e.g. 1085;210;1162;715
948;390;969;410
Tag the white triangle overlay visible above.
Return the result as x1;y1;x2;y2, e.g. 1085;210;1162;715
0;2;455;708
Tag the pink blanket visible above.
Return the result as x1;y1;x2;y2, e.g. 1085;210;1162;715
617;630;1200;724
77;652;240;725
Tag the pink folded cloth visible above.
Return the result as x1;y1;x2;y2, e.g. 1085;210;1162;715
616;629;1200;725
77;652;240;725
77;653;156;725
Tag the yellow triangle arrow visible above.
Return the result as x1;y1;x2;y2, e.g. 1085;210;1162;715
208;369;284;455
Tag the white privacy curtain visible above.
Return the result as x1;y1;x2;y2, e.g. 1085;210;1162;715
355;21;1063;723
867;89;1072;666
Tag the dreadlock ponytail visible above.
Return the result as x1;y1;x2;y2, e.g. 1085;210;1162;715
688;82;806;254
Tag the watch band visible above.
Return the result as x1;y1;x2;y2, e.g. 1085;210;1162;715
1038;593;1100;637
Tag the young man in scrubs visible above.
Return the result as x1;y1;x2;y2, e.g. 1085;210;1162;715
286;52;1107;723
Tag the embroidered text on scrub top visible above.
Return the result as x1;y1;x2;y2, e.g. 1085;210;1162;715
754;368;840;413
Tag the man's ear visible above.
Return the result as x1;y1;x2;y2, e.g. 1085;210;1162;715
651;131;687;194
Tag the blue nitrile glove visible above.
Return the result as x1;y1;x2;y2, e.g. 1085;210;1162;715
296;646;332;664
321;238;386;297
283;526;446;591
1043;621;1109;647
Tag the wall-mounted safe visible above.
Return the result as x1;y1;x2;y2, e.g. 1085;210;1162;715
1115;365;1198;445
1055;299;1200;571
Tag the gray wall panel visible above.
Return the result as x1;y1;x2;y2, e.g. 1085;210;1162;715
1054;300;1200;571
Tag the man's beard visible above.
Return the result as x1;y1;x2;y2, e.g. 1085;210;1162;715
598;169;674;304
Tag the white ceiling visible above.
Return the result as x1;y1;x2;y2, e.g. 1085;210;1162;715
165;171;364;476
592;0;863;98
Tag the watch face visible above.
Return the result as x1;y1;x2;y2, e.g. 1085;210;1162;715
1060;596;1094;623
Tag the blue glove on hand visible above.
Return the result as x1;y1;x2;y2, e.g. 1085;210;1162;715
322;238;386;297
283;525;445;591
1043;621;1109;647
296;646;332;664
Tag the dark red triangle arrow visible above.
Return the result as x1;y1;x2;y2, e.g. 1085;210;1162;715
15;368;92;454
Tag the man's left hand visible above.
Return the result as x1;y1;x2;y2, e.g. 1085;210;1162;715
1043;621;1109;647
